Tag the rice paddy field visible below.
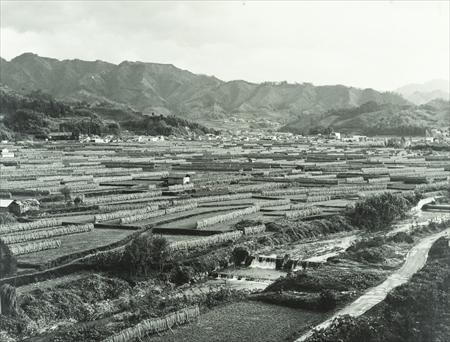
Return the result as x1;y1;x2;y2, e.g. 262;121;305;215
16;228;133;265
1;138;448;273
0;137;449;342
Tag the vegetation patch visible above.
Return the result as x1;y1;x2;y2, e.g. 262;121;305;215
341;237;397;264
265;265;385;294
266;215;355;243
304;237;450;342
251;290;339;312
0;88;216;139
347;192;420;231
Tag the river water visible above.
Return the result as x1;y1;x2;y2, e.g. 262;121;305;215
295;198;450;342
295;225;450;341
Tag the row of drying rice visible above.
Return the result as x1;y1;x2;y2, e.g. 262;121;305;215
167;231;243;252
196;206;260;229
120;203;198;224
1;224;93;245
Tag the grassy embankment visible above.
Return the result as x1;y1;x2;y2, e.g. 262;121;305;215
303;236;450;342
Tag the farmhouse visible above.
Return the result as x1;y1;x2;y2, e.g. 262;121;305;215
329;132;341;140
1;149;14;158
48;132;73;141
352;135;367;142
8;199;40;216
0;199;14;212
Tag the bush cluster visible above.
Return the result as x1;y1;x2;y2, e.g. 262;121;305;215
347;192;419;231
266;215;355;242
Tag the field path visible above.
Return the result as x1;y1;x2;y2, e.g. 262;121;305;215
295;226;450;342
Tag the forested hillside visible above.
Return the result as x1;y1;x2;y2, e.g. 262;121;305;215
280;100;450;136
0;86;216;140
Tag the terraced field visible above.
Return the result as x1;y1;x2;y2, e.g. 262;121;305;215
0;137;448;342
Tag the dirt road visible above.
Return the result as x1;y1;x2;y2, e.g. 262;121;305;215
295;226;450;342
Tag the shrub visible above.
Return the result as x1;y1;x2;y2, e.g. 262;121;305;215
388;232;414;244
344;237;388;264
352;248;385;263
319;290;337;311
170;266;195;286
73;196;83;206
231;246;250;266
123;234;172;276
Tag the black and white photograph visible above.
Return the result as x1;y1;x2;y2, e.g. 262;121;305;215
0;1;449;341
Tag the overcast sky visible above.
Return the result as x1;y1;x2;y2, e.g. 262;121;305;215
1;1;449;91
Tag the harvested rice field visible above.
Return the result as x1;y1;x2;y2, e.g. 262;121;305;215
1;137;449;342
16;228;133;265
146;301;325;342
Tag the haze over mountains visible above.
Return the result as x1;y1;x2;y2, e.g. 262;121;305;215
1;53;449;135
395;79;449;105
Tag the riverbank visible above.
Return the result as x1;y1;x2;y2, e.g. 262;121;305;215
298;235;450;342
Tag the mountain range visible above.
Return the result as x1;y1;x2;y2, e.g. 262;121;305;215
279;99;450;136
1;53;408;122
0;53;448;135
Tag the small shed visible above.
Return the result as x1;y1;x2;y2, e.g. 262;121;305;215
0;199;14;212
166;174;190;186
8;199;40;216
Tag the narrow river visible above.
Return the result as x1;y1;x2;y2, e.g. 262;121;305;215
295;225;450;342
